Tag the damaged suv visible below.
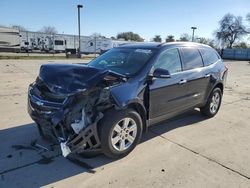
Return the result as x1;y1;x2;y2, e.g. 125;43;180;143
28;42;228;158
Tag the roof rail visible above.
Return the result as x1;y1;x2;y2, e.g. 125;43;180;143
157;43;165;47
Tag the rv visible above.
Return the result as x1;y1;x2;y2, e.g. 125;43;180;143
80;37;113;54
53;37;65;53
64;35;78;54
80;38;134;54
0;26;138;54
0;26;20;52
20;31;54;52
20;31;34;52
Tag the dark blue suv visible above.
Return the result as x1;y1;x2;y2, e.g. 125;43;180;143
28;42;228;158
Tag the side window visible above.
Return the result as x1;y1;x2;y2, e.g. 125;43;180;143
153;48;182;74
55;40;64;45
180;48;203;70
200;49;219;66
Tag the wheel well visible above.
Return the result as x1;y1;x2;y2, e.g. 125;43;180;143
214;83;224;94
128;103;147;132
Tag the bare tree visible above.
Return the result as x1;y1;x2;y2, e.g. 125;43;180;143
246;13;250;33
215;13;246;48
247;13;250;23
11;25;27;31
165;35;175;42
91;32;106;38
39;26;58;35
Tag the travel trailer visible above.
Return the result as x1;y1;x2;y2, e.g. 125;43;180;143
80;38;130;54
53;37;65;52
80;37;112;54
0;26;137;54
0;27;20;52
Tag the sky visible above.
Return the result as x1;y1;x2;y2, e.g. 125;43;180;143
0;0;249;41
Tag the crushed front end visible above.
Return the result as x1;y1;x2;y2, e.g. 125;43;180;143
28;64;124;157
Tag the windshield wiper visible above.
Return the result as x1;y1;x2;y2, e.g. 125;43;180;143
109;70;129;79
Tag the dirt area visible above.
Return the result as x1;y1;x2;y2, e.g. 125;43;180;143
0;59;249;188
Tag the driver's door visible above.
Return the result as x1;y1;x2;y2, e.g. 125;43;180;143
149;48;189;125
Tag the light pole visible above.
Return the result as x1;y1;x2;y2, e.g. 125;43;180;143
77;5;83;57
191;27;197;42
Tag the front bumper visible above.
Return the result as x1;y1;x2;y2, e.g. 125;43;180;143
27;84;101;154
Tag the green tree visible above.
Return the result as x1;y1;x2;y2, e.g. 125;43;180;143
116;32;144;42
197;37;215;48
153;35;162;42
179;33;191;41
233;42;248;48
215;13;246;48
165;35;175;42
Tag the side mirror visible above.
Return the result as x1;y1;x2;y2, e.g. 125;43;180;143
153;68;171;78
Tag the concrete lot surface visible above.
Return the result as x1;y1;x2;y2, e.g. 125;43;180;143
0;59;249;188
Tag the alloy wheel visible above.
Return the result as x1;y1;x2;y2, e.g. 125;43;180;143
111;117;137;151
210;92;220;114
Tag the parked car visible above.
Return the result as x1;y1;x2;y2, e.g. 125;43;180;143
28;42;228;158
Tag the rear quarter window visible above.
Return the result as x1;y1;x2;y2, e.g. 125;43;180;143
200;49;220;66
179;48;203;70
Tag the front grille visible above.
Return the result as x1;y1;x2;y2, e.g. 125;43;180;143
28;80;68;115
29;98;56;114
34;78;67;103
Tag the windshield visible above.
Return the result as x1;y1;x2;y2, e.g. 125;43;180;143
88;48;155;76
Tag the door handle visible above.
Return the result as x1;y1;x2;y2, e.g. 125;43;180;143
179;79;187;84
204;74;210;78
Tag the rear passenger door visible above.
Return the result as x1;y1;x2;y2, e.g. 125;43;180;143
179;48;210;107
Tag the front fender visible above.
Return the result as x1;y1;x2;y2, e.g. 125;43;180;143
109;80;146;109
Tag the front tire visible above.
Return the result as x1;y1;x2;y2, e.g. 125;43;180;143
200;87;222;118
99;109;142;159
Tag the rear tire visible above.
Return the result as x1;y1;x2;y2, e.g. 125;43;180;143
200;87;222;118
99;108;142;159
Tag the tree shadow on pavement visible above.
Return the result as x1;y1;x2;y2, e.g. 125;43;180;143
0;109;207;187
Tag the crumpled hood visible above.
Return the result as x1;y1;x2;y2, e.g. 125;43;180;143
39;64;109;95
